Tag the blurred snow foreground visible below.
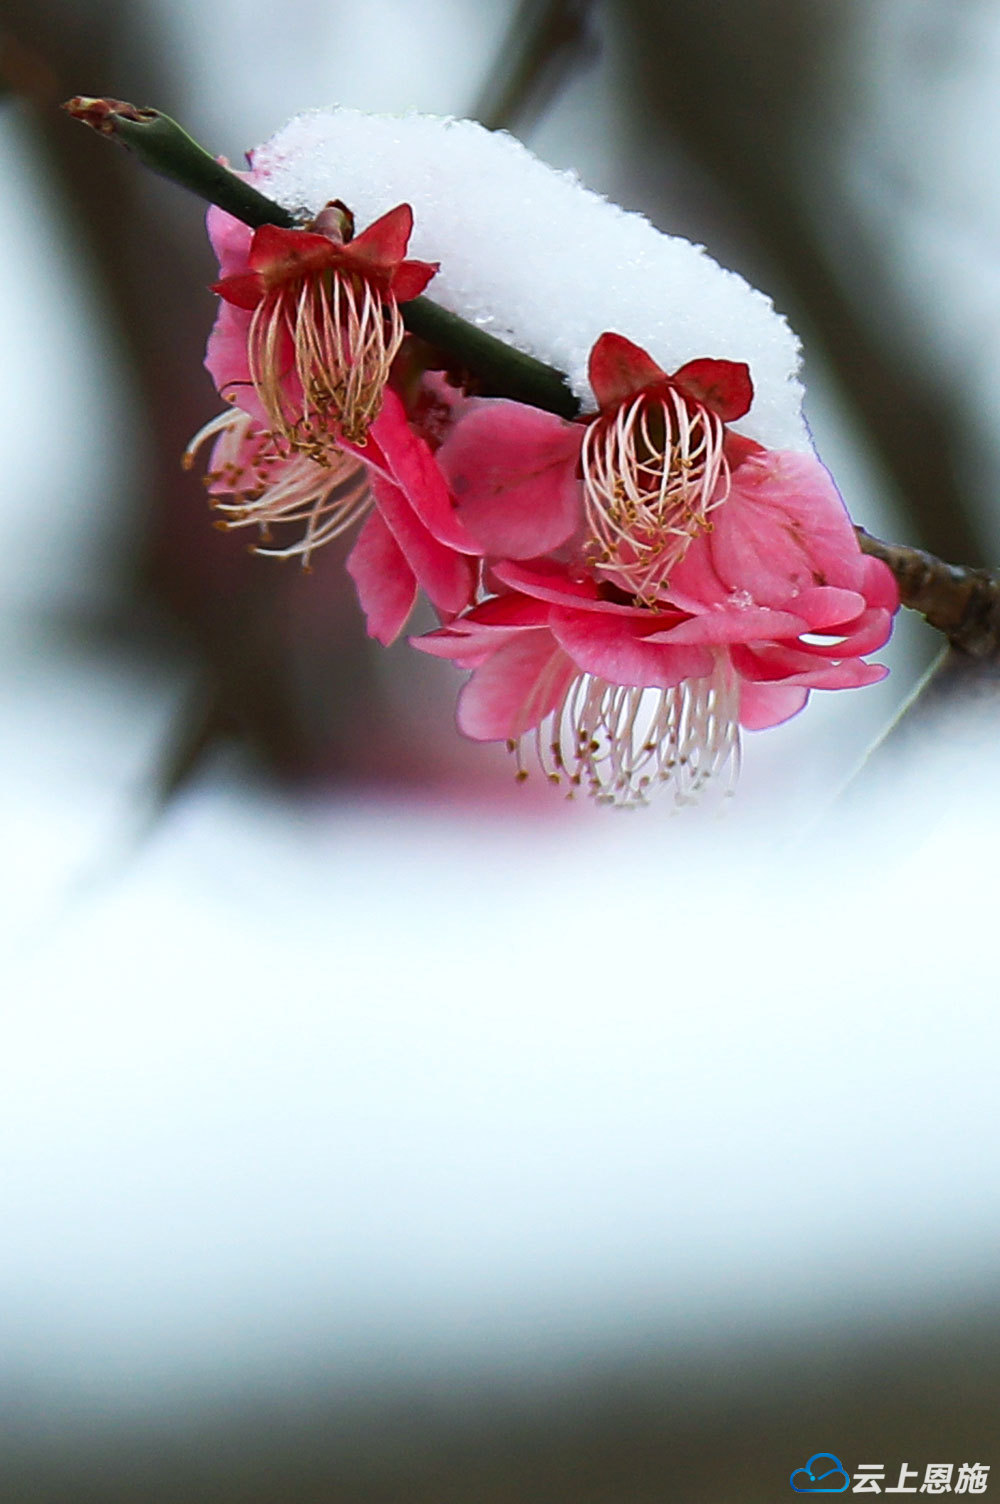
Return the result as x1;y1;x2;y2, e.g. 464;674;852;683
198;108;897;808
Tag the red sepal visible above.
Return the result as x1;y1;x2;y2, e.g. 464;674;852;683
249;224;341;280
212;203;438;307
588;332;667;409
348;204;415;272
390;260;440;302
213;272;266;310
672;358;753;422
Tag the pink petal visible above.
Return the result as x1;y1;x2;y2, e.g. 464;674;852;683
711;450;866;605
788;585;867;630
648;606;808;645
550;607;713;688
412;633;495;670
346;510;418;645
795;607;894;659
362;391;480;554
207;204;253;278
861;553;901;612
663;532;730;610
457;633;576;741
204;302;270;427
370;472;475;618
732;642;889;689
739;682;810;729
436;400;583;557
466;594;551;629
410;594;551;668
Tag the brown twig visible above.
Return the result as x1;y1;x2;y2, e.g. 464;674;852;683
856;527;1000;659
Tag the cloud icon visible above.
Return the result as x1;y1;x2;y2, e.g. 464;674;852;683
790;1454;850;1492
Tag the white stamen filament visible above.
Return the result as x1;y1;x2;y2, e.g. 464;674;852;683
185;408;371;568
510;659;741;808
246;270;404;461
582;388;730;601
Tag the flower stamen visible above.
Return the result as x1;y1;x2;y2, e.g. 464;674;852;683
511;659;741;808
582;387;730;602
246;269;404;463
185;407;372;568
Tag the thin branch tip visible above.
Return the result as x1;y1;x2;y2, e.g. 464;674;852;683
64;93;579;418
62;96;158;133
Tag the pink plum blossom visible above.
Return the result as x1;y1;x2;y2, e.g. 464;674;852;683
210;200;437;455
419;332;898;805
189;205;476;642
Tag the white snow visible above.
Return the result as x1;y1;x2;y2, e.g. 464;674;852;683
250;109;810;452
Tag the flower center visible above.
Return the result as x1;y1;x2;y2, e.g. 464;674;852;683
247;268;404;461
581;387;729;602
185;406;371;568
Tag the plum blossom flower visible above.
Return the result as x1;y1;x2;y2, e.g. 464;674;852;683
183;108;898;806
211;200;437;457
415;525;896;805
580;334;753;601
190;202;472;640
414;564;742;805
420;333;898;805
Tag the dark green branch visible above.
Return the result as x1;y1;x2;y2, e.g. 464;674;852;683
63;96;580;419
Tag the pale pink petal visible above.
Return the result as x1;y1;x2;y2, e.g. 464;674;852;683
732;642;889;689
649;606;808;645
207;204;253;278
739;682;810;729
204;300;272;426
370;472;475;618
410;594;550;666
860;554;901;612
661;532;729;611
789;586;867;630
711;450;866;604
550;607;713;688
412;627;498;668
346;510;418;645
436;400;583;557
458;633;576;741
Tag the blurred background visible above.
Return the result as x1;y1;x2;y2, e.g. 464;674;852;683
1;1;999;1498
